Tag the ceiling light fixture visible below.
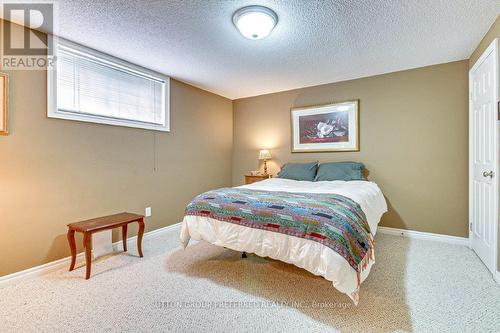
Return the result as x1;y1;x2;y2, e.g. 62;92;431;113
232;5;278;40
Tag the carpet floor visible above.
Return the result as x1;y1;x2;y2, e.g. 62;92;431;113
0;226;499;333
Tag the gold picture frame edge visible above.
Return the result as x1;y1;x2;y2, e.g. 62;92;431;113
0;72;8;136
290;99;360;153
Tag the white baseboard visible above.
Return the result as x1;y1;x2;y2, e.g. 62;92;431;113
111;222;181;252
0;222;181;288
377;226;469;246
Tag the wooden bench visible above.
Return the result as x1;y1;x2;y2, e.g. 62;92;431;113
67;212;145;279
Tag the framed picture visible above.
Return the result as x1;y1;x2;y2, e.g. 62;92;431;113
291;100;359;153
0;73;8;135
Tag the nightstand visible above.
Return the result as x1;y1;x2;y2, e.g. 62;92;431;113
244;174;270;184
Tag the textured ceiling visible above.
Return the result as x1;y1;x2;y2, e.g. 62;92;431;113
48;1;500;98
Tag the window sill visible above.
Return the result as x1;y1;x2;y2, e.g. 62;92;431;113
47;109;170;132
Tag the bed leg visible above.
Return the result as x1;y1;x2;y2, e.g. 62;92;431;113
241;252;247;258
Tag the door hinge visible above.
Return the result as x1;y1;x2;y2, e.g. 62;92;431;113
469;222;473;231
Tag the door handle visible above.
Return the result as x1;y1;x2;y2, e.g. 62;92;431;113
483;170;494;178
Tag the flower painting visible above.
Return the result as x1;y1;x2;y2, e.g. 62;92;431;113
299;111;349;144
291;101;359;152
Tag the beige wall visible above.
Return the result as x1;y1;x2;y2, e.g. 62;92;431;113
233;60;469;238
469;15;500;272
0;50;233;275
469;15;500;69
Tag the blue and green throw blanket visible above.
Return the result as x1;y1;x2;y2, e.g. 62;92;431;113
185;188;374;285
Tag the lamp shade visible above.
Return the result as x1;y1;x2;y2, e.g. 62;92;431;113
258;149;271;160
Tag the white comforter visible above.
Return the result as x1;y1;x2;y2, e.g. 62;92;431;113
180;178;387;304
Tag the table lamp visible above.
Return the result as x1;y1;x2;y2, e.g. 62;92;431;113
258;149;272;176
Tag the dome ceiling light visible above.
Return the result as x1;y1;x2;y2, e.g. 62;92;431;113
232;5;278;40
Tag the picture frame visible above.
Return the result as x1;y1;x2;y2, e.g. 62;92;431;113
0;73;8;135
290;100;359;153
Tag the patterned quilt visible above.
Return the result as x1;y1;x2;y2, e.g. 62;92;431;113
185;188;374;285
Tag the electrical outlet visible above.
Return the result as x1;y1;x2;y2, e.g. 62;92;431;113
145;207;152;217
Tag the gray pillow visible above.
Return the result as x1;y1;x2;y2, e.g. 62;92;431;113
277;162;318;181
314;162;366;181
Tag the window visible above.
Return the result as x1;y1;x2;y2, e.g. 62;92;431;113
48;39;170;131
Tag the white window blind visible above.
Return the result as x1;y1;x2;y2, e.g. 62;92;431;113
48;39;170;131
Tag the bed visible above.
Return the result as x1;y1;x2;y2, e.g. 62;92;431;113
180;177;387;304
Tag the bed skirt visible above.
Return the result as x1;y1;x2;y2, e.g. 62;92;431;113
180;215;375;305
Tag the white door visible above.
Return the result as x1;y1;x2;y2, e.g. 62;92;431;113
469;38;499;275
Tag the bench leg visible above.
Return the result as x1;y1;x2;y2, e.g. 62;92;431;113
137;218;145;258
122;224;128;252
67;229;76;271
83;232;92;280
